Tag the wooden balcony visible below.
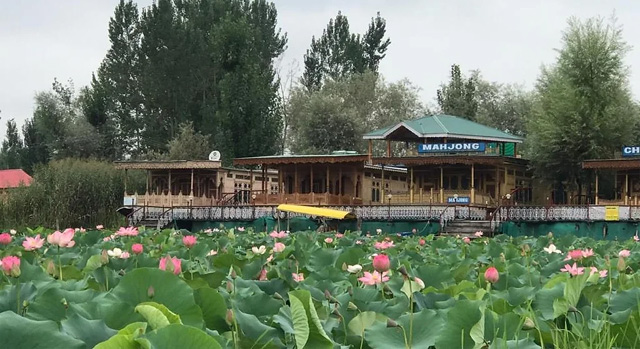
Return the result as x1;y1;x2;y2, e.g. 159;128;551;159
252;192;363;206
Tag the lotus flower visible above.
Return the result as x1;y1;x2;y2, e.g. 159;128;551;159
619;249;631;258
107;248;123;258
23;234;44;251
207;249;218;256
634;235;639;242
374;241;394;250
373;254;390;272
324;237;334;244
116;226;138;237
120;251;131;259
159;256;182;275
1;256;20;277
474;231;483;237
47;230;75;248
252;245;266;255
582;249;594;258
131;243;144;255
356;240;363;245
566;249;585;261
544;244;562;254
266;254;274;263
258;268;268;281
376;229;382;234
237;227;245;232
96;225;104;230
414;277;425;289
0;233;12;245
204;228;213;234
590;267;608;278
347;264;363;273
463;237;471;244
292;273;304;282
273;242;285;253
419;239;426;246
10;229;17;235
561;263;585;276
182;235;197;249
269;231;288;239
75;227;86;233
335;233;344;239
484;266;499;283
358;271;389;286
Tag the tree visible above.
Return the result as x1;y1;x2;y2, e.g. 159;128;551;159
474;79;534;137
166;121;212;160
526;16;639;201
288;72;423;154
301;12;390;91
436;64;478;119
0;119;23;169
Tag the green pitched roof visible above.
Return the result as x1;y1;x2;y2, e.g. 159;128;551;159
363;114;523;143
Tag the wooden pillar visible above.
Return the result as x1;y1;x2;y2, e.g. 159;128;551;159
326;166;330;194
190;169;194;197
368;140;373;162
625;173;629;205
439;167;444;203
168;170;172;196
381;165;385;204
278;167;283;200
386;140;391;157
471;164;475;204
338;167;343;204
310;165;314;194
250;168;254;196
495;166;500;200
410;167;414;203
352;168;357;200
294;164;299;193
595;171;599;205
145;170;150;195
263;166;268;204
124;169;128;195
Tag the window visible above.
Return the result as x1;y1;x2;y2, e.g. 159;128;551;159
451;175;459;190
227;173;234;178
392;176;398;181
461;176;469;190
364;172;371;177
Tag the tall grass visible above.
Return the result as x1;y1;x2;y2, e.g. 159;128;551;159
0;158;128;229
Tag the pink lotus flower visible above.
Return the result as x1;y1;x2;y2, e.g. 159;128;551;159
292;273;304;282
103;234;116;242
120;251;131;259
414;277;425;289
419;239;426;246
207;249;218;256
204;228;213;234
116;226;138;237
182;235;197;249
273;242;285;253
23;234;44;251
0;233;12;245
474;231;483;237
258;268;268;281
619;249;631;258
47;230;75;248
485;267;499;283
582;249;594;258
358;271;389;285
131;243;144;255
635;235;639;242
374;241;395;250
266;254;274;263
269;231;288;239
566;249;585;261
237;227;245;232
96;225;104;230
463;237;471;244
373;254;390;272
1;256;20;277
335;233;344;239
324;237;334;244
159;256;182;275
356;240;363;245
75;227;86;233
590;267;608;278
561;263;585;276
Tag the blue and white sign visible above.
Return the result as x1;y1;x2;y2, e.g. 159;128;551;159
418;142;486;153
447;196;470;204
622;146;640;157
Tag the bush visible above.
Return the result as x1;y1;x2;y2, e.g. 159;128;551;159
0;158;126;229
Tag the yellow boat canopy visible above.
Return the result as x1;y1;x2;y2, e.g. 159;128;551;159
276;204;356;220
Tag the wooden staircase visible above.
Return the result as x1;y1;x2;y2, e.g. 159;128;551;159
440;220;493;238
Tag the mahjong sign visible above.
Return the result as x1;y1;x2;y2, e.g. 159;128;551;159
418;142;486;153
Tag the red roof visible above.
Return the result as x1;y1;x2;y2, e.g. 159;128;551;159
0;169;32;189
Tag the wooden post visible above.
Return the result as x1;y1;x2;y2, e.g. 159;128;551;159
352;168;357;200
386;140;392;157
410;167;414;203
439;167;444;203
625;173;629;205
250;168;254;197
471;163;475;204
338;167;342;204
381;165;385;204
294;164;298;194
368;140;373;162
595;171;599;205
145;170;150;195
326;166;330;194
495;166;500;201
278;167;283;201
168;170;172;196
190;168;194;198
310;164;314;194
263;166;268;205
124;169;128;195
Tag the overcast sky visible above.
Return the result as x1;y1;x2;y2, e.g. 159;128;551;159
2;0;640;138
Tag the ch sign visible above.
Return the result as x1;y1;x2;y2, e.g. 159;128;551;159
622;146;640;157
418;142;486;153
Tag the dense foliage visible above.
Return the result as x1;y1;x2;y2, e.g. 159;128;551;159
0;159;130;229
2;226;640;348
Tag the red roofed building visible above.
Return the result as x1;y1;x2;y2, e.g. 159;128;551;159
0;169;32;192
